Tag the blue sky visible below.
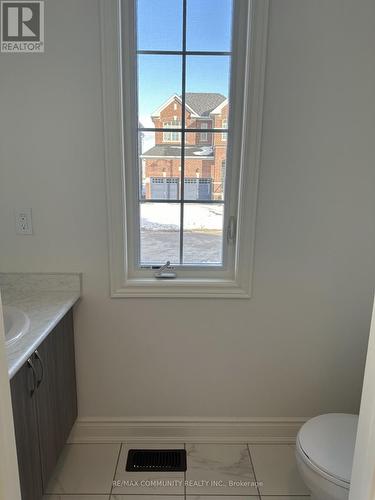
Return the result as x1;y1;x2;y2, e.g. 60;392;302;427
137;0;233;124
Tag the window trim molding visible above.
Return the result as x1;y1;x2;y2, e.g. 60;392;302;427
100;0;269;298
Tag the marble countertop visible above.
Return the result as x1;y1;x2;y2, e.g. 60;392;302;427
0;273;81;378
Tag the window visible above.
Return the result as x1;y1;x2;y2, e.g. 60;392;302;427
163;120;181;142
200;123;208;142
222;119;227;140
136;0;233;269
101;0;269;297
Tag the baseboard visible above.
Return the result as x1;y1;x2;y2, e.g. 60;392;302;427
68;417;307;444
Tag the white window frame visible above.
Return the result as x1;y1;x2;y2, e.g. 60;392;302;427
101;0;269;298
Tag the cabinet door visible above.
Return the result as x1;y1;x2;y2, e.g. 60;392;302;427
34;323;61;488
10;360;43;500
35;309;78;489
56;309;78;446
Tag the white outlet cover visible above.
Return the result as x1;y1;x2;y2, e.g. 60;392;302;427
15;208;33;235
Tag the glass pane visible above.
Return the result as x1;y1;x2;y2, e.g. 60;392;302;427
185;56;230;128
138;55;182;128
186;0;233;52
140;203;180;265
137;0;183;51
183;204;224;264
139;132;181;200
183;132;227;201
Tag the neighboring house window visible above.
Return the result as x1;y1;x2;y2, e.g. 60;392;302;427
163;120;181;142
222;119;227;140
200;123;208;142
102;0;269;297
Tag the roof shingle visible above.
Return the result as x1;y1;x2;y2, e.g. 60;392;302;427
184;93;226;116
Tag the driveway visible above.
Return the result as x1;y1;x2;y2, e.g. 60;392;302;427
141;230;223;264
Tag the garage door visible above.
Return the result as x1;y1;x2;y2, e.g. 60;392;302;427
184;178;212;200
150;177;212;200
150;177;179;199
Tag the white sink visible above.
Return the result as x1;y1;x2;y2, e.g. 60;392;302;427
3;306;30;346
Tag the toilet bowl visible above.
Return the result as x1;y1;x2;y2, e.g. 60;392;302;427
295;413;358;500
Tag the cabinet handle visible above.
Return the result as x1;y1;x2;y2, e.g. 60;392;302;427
34;350;44;387
27;358;37;396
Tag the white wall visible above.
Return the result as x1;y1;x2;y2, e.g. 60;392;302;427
0;0;374;418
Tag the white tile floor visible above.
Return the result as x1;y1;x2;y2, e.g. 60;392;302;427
43;442;310;499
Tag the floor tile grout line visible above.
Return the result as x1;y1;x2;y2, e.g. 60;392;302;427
247;443;262;500
109;442;123;498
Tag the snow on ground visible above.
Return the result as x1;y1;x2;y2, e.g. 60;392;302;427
141;203;223;231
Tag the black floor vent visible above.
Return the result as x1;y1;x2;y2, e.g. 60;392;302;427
126;449;187;472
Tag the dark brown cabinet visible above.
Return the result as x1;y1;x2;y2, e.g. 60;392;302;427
10;359;43;500
10;309;77;500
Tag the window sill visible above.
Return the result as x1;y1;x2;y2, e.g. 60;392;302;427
111;277;251;299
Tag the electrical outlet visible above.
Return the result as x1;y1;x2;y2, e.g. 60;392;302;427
15;208;33;235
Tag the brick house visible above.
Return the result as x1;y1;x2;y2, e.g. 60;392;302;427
141;93;228;201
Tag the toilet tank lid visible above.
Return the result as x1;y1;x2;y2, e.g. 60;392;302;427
298;413;358;483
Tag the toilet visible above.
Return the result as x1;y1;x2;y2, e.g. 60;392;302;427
295;413;358;500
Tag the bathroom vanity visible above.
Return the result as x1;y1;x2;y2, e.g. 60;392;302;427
0;273;81;500
11;310;77;500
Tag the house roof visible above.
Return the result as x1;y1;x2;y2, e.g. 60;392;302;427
151;93;227;118
141;144;214;158
184;93;227;116
151;95;198;118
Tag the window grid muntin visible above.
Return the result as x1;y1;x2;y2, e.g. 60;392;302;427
140;127;229;133
135;0;232;267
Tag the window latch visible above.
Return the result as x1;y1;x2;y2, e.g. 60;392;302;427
227;216;237;244
154;261;177;279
